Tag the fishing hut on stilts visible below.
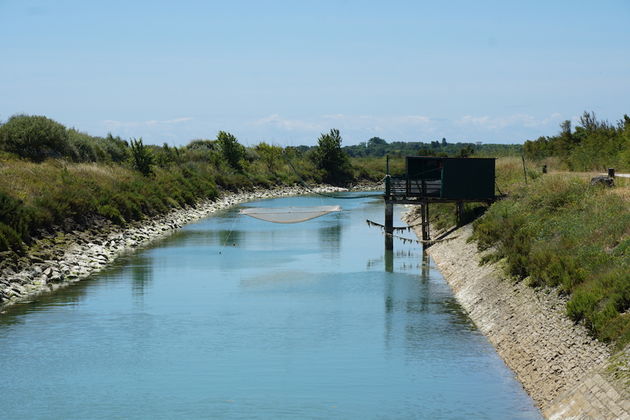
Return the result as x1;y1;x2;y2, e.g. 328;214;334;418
383;156;497;250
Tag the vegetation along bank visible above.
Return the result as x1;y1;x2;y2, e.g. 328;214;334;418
1;111;628;417
404;112;629;418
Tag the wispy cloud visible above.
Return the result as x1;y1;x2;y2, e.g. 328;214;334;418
103;117;193;128
457;113;563;130
249;114;324;131
250;114;433;133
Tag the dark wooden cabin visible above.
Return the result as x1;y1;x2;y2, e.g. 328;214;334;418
383;156;497;248
388;156;496;202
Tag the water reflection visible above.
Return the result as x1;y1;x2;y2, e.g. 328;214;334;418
384;250;394;273
318;222;342;256
130;256;153;303
0;193;543;420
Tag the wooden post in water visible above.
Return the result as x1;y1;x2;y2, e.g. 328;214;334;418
421;201;430;244
385;249;393;273
385;201;394;251
384;154;393;251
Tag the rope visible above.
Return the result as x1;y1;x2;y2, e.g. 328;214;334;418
219;211;239;254
365;219;423;231
365;219;457;244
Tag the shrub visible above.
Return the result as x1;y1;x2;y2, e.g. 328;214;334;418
0;114;71;162
130;138;154;176
97;205;125;225
217;131;245;170
472;174;630;347
0;222;25;253
0;191;31;242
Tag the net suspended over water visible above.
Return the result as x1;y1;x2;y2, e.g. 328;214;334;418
239;205;342;224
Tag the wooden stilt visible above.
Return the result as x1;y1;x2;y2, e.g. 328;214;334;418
456;201;464;227
421;202;430;243
385;201;394;251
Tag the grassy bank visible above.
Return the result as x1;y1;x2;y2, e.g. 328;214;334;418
0;117;380;256
472;174;629;349
412;153;629;348
0;114;525;257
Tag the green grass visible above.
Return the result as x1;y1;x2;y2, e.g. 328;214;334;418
0;145;382;256
407;156;630;348
425;157;544;230
472;174;630;349
0;158;219;252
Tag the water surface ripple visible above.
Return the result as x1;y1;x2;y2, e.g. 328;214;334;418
0;194;542;419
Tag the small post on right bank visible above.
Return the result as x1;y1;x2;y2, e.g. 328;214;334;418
455;201;464;227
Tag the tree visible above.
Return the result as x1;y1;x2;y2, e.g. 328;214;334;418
458;145;475;157
0;114;71;162
367;137;387;147
129;137;154;176
217;131;245;170
311;129;354;186
255;142;283;172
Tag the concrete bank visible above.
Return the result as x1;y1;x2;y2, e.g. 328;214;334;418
0;184;351;310
407;220;630;419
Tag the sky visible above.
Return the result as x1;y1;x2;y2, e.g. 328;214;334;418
1;0;629;146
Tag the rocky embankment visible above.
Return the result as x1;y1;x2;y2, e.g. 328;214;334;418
0;184;351;310
406;219;630;420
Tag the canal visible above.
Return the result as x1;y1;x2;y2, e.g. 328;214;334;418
0;193;542;419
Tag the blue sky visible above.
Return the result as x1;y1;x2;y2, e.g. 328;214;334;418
1;0;629;146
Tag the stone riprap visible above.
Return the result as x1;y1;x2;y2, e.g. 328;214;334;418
0;184;350;310
406;219;629;419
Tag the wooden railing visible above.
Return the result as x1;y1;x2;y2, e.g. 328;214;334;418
389;176;441;197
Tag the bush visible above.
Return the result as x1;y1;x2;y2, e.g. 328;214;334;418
472;174;630;348
0;222;25;253
0;191;31;242
97;204;125;225
0;114;71;162
217;131;245;170
130;138;154;176
311;129;354;186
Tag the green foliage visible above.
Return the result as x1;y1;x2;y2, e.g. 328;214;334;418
129;138;154;176
254;142;284;173
153;143;182;168
97;204;125;225
0;191;31;243
0;114;71;162
0;115;131;164
100;133;130;162
472;175;630;348
524;112;630;171
0;223;24;253
311;129;354;186
344;136;522;158
217;131;245;170
0;158;219;245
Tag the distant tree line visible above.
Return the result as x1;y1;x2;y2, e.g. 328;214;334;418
523;111;630;171
342;136;522;158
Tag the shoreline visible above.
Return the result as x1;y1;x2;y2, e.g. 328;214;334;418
404;216;629;419
0;184;368;311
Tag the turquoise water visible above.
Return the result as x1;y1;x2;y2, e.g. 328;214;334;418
0;193;542;419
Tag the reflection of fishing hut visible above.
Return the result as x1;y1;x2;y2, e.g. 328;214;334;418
384;156;496;250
